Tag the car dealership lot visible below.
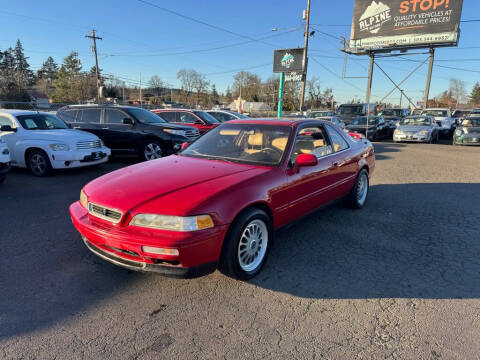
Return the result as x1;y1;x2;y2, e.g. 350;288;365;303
1;141;479;359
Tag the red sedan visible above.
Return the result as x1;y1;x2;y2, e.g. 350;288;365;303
70;119;375;279
152;109;219;134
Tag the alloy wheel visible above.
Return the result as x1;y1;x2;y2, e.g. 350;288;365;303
30;154;47;176
237;219;268;272
356;173;369;206
144;143;163;160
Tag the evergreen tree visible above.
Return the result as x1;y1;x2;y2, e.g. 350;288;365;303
13;39;34;85
470;82;480;105
37;56;59;83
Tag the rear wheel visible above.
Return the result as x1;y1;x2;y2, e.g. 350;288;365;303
142;141;164;161
219;208;272;280
27;149;52;177
346;169;369;209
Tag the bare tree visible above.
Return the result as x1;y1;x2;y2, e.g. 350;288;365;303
307;77;322;109
192;72;209;107
149;75;164;96
177;69;198;106
450;78;467;108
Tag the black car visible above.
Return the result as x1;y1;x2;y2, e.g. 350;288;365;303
57;105;200;160
346;116;389;141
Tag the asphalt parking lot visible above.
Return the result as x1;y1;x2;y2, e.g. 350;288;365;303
1;140;479;359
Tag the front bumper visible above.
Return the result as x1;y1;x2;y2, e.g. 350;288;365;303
454;136;480;145
393;133;430;142
0;161;11;177
69;201;227;277
50;147;111;169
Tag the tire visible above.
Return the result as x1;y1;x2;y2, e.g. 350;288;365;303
142;140;164;161
219;208;272;280
346;168;369;209
27;149;52;177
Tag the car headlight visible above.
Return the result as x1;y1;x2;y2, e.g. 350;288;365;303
455;129;463;136
394;129;403;135
130;214;214;231
49;143;70;151
80;189;88;209
163;129;186;136
418;130;429;136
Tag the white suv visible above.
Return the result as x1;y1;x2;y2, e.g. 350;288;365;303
0;137;11;183
0;110;111;176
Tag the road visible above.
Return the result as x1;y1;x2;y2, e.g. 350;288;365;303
1;141;479;359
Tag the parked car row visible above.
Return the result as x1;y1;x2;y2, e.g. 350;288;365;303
0;136;11;184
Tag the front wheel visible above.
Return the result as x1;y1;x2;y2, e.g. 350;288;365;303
142;141;164;161
346;169;369;209
219;208;272;280
27;150;52;177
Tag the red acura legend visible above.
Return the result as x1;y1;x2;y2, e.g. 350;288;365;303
70;119;375;279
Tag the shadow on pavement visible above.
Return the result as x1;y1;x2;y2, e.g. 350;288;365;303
252;182;480;300
372;142;407;160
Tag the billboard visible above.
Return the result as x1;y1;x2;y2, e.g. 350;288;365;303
273;48;305;73
347;0;464;53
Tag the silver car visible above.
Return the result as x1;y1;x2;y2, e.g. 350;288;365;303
393;115;439;143
315;116;345;129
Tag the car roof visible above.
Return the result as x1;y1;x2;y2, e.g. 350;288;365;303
63;104;144;110
0;109;52;116
154;108;197;112
225;118;328;126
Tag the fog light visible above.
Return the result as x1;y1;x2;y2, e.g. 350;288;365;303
142;246;179;256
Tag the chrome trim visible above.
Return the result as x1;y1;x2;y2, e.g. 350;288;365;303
76;140;102;150
87;202;123;224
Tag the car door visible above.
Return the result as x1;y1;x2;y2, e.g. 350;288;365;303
377;117;387;138
0;115;18;163
275;124;338;226
103;108;137;152
75;108;103;138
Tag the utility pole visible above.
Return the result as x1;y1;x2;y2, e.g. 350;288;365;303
139;73;142;108
299;0;311;113
423;47;435;109
122;81;125;104
85;29;102;103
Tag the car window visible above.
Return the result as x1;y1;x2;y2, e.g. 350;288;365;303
193;111;219;124
0;115;14;128
157;111;177;122
16;114;69;130
292;125;333;162
104;109;126;124
325;125;349;152
80;109;101;123
179;112;198;124
58;110;77;122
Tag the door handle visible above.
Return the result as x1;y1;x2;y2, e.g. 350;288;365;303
101;127;109;130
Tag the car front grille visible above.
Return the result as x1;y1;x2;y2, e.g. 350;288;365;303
185;129;200;140
88;202;123;223
76;140;102;150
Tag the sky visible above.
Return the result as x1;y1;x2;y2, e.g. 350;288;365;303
1;0;479;105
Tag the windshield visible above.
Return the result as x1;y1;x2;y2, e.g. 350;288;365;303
380;109;402;117
461;117;480;127
17;114;69;130
181;123;292;166
453;110;470;117
400;117;431;126
422;109;449;117
229;111;249;119
126;108;166;123
351;116;377;125
337;105;363;115
193;111;219;124
311;111;330;118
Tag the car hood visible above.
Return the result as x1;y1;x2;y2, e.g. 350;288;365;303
459;127;480;135
83;155;268;214
149;122;196;131
397;125;431;132
22;129;100;143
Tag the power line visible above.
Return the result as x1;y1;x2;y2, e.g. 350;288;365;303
309;56;365;93
135;0;276;46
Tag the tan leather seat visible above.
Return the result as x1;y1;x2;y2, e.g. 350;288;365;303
272;137;288;151
245;133;263;154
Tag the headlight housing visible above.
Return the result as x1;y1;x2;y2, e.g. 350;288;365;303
130;214;214;231
455;129;463;136
49;143;70;151
394;129;403;135
418;130;429;136
163;129;186;136
80;189;88;209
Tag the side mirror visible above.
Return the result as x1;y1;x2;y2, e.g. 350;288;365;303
296;153;318;167
122;118;134;125
180;142;189;150
0;125;16;132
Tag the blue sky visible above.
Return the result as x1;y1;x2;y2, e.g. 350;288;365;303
1;0;479;105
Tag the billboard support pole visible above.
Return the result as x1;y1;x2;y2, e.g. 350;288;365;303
365;53;374;104
278;72;285;118
423;48;435;109
299;0;311;113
